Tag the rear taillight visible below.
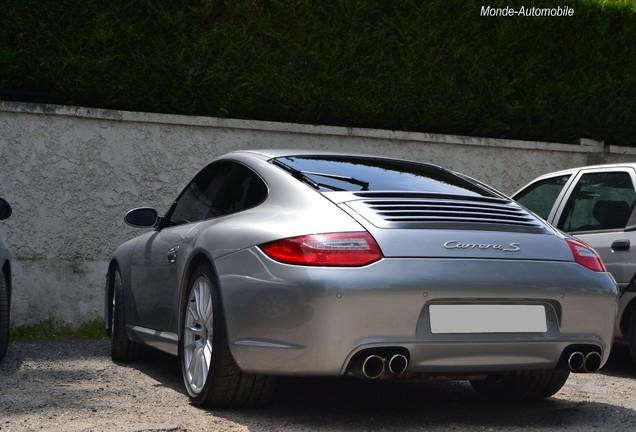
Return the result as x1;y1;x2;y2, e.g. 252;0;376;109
566;239;606;272
258;232;383;267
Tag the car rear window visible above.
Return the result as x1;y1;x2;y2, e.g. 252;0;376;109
273;156;496;197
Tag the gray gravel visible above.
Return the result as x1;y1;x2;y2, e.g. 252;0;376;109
1;338;636;431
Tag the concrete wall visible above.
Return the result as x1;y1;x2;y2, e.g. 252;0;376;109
1;100;635;327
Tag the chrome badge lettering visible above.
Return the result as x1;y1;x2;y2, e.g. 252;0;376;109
444;240;521;252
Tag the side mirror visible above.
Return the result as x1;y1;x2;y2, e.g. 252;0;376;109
125;207;158;228
0;198;11;220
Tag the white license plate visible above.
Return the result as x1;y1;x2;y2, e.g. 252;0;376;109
429;304;547;334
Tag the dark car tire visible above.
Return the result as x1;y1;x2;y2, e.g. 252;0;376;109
469;369;570;401
179;264;275;408
0;271;9;360
628;310;636;364
110;269;138;362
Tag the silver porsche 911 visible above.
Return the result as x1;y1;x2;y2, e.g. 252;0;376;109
105;149;618;408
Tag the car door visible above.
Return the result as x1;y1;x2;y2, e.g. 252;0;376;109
551;168;636;291
129;224;200;333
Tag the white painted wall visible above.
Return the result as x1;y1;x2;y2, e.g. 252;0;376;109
1;101;635;326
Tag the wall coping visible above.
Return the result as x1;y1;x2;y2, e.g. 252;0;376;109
2;100;632;156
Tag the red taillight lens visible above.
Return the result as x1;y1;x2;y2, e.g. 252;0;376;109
566;239;606;272
258;232;383;267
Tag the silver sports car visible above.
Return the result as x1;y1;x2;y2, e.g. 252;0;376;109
1;197;12;360
105;149;618;408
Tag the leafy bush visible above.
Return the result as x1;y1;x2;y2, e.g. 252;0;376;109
0;0;634;146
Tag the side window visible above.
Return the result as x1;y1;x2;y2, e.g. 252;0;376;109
169;161;267;225
558;171;636;232
514;175;571;220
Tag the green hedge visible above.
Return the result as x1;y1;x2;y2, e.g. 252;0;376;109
1;0;634;146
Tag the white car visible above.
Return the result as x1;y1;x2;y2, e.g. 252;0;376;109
514;163;636;363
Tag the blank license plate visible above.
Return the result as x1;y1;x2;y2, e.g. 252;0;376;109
429;304;547;334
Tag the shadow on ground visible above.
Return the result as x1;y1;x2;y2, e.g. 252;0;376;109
3;338;634;431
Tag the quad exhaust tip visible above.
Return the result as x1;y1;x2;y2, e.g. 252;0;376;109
388;354;409;375
359;352;409;379
361;355;385;379
567;351;602;373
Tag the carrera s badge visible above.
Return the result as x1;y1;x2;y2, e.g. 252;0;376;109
444;240;521;252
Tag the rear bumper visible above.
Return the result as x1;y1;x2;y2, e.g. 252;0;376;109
215;249;618;376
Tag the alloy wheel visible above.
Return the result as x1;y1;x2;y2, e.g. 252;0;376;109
182;275;215;395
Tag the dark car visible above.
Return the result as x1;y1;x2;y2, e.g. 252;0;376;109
0;197;12;360
514;163;636;363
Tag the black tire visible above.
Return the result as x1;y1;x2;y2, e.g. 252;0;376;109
470;369;570;401
628;310;636;364
0;271;9;360
179;264;275;408
110;269;138;362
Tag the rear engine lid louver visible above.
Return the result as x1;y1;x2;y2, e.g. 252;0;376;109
344;193;547;233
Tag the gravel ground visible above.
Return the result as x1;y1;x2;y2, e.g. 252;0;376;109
1;338;636;432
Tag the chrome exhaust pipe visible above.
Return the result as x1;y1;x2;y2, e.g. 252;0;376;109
567;352;585;372
361;354;385;379
583;352;602;373
387;354;408;375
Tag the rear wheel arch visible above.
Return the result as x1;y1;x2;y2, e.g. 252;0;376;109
178;260;275;407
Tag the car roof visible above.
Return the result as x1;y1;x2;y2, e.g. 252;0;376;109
229;148;399;160
225;149;446;169
533;162;636;178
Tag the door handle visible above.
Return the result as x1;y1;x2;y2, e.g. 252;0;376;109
167;246;179;263
611;239;630;251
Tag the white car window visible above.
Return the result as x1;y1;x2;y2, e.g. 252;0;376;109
514;175;571;220
558;171;636;232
